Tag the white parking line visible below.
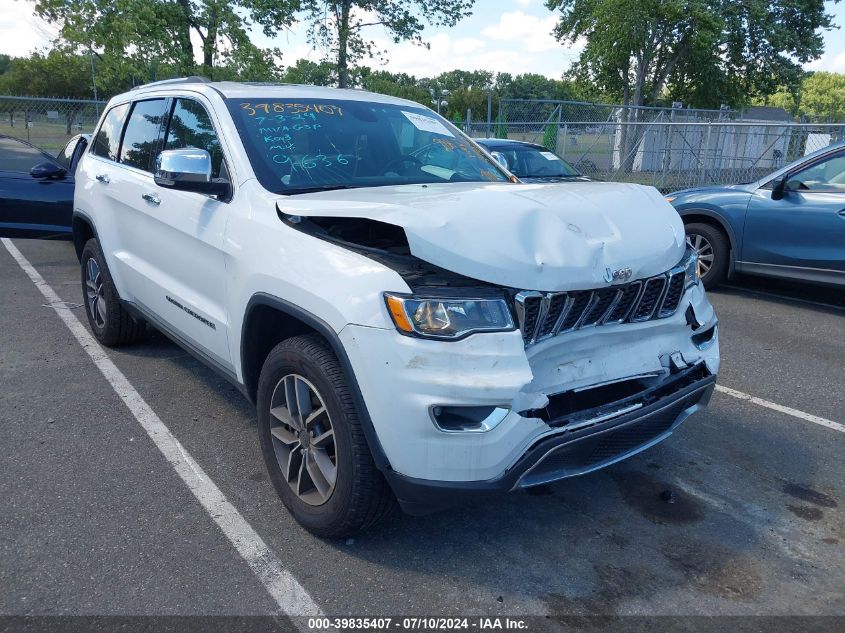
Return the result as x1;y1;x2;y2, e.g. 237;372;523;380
715;384;845;434
1;238;323;618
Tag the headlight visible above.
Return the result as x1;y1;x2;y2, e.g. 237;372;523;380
384;293;515;340
682;246;700;288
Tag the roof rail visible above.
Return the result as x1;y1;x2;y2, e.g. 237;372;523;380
130;76;212;91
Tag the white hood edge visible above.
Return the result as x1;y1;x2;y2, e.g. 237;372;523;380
277;182;686;291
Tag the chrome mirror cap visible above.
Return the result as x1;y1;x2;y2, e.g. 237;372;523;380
155;149;212;185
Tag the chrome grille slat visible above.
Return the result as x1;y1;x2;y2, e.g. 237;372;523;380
558;291;592;332
604;281;642;324
580;288;619;327
658;270;686;318
551;295;575;335
537;293;568;339
630;276;667;322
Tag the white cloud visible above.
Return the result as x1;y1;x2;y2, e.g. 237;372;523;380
370;31;569;79
481;10;560;53
805;50;845;73
0;0;54;57
452;38;486;56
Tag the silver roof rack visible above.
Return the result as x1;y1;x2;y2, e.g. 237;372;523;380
130;76;211;91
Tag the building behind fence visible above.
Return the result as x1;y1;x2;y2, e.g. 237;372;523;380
2;94;844;193
466;99;845;192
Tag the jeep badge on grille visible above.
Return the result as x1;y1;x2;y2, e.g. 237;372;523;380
605;267;633;283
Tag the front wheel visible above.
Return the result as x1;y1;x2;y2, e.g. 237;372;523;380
257;334;394;538
685;222;729;290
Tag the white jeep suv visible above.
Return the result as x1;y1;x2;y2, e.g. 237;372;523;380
73;78;720;537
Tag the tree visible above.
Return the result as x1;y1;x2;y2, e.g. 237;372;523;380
800;72;845;122
295;0;476;88
546;0;838;109
0;50;95;132
34;0;297;80
358;68;430;104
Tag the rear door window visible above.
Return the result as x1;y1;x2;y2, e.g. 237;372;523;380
92;103;129;161
120;99;169;172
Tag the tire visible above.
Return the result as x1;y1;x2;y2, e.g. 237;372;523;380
80;238;146;346
257;334;395;538
684;222;730;290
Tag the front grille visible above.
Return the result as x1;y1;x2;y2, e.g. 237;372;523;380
515;263;689;345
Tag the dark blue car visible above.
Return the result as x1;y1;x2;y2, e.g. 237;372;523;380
667;142;845;289
474;138;592;183
0;134;89;239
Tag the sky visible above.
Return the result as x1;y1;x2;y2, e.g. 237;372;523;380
0;0;843;79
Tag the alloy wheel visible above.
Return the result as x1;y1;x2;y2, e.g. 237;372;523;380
269;374;337;506
85;257;106;328
689;233;715;278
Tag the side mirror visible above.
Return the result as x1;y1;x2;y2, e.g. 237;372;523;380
771;176;787;200
30;161;67;180
154;149;229;197
489;151;509;170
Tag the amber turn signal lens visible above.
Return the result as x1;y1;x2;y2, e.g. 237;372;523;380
385;294;414;333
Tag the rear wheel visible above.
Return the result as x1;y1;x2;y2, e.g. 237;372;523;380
685;222;729;289
80;238;145;346
257;334;394;538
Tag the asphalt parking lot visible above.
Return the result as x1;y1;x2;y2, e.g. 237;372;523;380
1;238;843;624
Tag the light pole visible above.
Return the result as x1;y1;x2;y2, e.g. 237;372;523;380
430;88;449;115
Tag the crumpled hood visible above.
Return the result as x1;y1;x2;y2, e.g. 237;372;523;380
277;182;686;291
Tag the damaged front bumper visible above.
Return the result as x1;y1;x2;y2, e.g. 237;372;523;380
389;364;714;515
339;284;719;515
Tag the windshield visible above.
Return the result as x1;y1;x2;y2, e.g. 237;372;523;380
491;144;580;179
227;98;509;194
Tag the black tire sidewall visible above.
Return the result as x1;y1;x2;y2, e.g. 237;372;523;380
80;238;119;343
685;222;729;289
257;339;360;534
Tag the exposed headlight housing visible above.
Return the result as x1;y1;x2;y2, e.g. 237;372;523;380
384;293;515;340
682;245;700;288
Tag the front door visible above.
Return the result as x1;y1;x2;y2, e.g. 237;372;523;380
743;149;845;283
110;97;233;369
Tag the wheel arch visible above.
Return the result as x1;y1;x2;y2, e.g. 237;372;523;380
678;208;738;272
71;211;98;262
240;293;391;472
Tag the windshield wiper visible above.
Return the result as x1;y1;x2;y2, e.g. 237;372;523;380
281;184;361;196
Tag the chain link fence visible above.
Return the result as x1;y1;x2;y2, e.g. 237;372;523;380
467;99;845;192
5;94;844;194
0;96;106;152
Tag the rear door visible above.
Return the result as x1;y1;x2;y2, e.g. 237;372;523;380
743;149;845;283
0;136;74;238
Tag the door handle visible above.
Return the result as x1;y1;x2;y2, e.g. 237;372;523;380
838;209;845;217
95;173;110;184
142;192;161;206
